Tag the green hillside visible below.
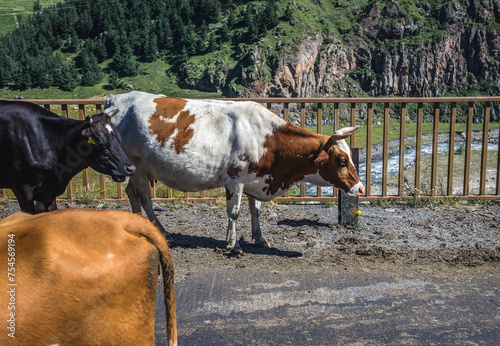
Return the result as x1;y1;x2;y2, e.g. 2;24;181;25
0;0;64;37
0;0;498;101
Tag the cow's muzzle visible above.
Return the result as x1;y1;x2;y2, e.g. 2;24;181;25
344;182;365;198
111;164;136;182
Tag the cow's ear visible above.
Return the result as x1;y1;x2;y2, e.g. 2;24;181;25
314;150;329;166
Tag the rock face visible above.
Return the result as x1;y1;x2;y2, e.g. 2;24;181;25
224;1;499;119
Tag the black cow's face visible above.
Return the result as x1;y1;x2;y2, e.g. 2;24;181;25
80;111;135;182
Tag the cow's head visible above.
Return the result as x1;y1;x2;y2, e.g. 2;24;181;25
79;110;135;182
314;127;365;197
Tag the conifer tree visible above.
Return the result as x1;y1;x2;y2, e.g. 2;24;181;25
34;0;42;12
142;32;159;62
219;21;230;43
111;45;139;77
263;0;279;29
108;70;123;89
228;7;237;28
94;37;108;62
57;62;79;91
81;52;103;86
246;6;259;42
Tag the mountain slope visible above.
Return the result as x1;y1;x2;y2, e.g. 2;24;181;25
0;0;498;117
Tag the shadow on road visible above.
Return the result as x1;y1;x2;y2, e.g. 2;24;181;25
277;217;331;228
169;232;302;258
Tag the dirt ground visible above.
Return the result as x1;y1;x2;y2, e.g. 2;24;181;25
2;199;497;273
156;200;500;272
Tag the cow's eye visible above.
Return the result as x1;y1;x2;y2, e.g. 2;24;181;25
338;158;347;166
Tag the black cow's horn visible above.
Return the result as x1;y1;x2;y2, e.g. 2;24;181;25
85;115;93;124
106;109;119;117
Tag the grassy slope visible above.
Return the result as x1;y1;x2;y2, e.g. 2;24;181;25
0;0;64;37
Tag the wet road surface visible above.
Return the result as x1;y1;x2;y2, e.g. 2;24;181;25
154;266;500;345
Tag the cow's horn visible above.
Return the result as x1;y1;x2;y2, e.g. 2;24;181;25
106;109;119;117
336;126;359;135
330;126;359;141
85;115;93;124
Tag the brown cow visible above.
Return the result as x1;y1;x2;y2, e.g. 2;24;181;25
0;208;177;346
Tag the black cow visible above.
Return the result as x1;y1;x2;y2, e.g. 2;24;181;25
0;100;135;213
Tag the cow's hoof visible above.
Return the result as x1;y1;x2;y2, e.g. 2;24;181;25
255;239;270;248
226;242;242;254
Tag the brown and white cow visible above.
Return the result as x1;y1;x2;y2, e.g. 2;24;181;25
105;91;364;251
0;208;177;346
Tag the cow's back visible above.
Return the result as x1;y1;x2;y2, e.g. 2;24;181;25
106;91;286;191
0;101;60;186
0;209;162;345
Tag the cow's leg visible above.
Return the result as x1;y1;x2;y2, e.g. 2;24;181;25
11;185;36;214
126;174;169;236
248;196;270;248
125;178;143;214
225;184;244;252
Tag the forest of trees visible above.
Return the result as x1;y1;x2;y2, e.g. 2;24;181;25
0;0;279;91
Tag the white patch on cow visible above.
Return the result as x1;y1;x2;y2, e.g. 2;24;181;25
335;132;354;167
106;252;115;259
159;114;178;124
105;124;113;134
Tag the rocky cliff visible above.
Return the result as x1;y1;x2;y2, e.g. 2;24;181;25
225;0;499;119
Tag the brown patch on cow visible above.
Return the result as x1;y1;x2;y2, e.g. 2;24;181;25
251;124;323;196
250;123;361;196
150;97;196;153
227;163;242;178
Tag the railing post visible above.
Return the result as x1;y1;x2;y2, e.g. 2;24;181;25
382;103;389;197
415;103;423;192
300;103;306;197
447;102;457;196
463;102;473;196
338;148;360;226
480;102;490;195
79;104;90;195
431;102;440;195
61;104;73;200
365;103;372;197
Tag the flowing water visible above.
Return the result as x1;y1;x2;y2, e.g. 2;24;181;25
306;140;498;196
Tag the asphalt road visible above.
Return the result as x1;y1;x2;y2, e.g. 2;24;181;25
154;265;500;345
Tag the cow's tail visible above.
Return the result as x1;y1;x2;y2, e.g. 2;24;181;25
127;217;177;346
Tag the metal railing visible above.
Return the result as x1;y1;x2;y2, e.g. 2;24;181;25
2;96;499;202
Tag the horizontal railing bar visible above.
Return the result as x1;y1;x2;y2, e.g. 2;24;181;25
14;99;107;105
13;96;500;105
226;96;500;104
